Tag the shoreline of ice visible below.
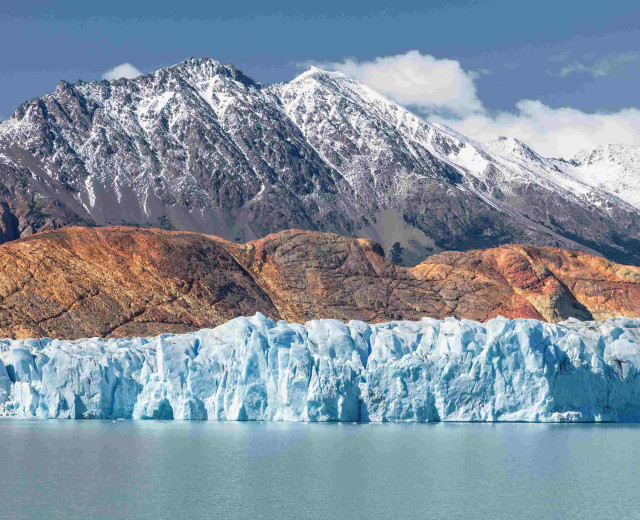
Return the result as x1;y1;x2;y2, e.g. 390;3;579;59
2;313;640;422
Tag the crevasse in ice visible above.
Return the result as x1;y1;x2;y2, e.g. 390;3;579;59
1;313;640;422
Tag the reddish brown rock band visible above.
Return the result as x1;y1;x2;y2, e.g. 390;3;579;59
0;226;637;339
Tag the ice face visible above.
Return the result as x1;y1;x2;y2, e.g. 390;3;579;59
1;313;640;422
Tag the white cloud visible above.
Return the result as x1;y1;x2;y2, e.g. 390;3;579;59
437;101;640;158
558;53;640;77
319;51;640;158
557;61;590;77
102;63;143;81
319;51;483;117
549;52;571;63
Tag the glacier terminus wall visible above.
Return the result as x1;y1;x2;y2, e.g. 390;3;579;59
2;314;640;422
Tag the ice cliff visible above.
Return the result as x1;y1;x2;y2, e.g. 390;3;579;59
2;314;640;422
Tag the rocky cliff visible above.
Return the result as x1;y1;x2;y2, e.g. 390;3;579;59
1;226;640;339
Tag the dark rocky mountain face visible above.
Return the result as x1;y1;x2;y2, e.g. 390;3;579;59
1;57;640;265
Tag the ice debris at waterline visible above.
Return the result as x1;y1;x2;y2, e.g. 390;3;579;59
2;314;640;422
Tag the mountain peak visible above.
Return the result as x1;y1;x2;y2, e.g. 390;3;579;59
484;135;544;163
177;56;223;68
167;56;223;75
290;66;353;85
572;143;640;166
163;57;260;88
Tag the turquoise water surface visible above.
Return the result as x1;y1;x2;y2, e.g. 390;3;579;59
1;420;638;519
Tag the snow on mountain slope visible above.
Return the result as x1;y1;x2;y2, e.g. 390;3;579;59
273;68;604;207
1;57;640;265
0;58;355;241
272;67;640;263
2;313;640;422
566;144;640;208
271;68;463;205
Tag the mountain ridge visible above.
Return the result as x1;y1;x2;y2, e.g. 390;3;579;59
1;57;640;265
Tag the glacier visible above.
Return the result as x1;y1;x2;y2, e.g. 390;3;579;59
1;313;640;422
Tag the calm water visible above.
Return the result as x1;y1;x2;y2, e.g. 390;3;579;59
1;420;639;520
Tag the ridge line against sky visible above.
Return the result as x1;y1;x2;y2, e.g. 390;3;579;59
1;0;640;157
312;51;640;158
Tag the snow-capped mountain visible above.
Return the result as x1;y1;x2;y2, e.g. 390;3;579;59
567;144;640;208
1;57;640;265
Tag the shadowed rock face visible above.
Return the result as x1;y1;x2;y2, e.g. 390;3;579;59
1;226;640;339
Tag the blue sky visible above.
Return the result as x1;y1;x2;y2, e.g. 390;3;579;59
2;0;640;156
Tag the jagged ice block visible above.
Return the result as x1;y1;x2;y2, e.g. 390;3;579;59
1;314;640;422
